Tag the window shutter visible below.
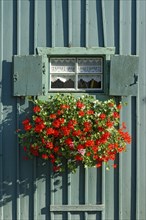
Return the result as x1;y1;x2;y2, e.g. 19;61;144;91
109;55;139;96
13;55;48;96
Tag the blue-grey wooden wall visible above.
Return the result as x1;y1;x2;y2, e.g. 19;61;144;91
0;0;146;219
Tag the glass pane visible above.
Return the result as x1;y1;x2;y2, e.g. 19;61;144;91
50;58;76;73
78;58;103;73
78;74;102;89
51;75;75;88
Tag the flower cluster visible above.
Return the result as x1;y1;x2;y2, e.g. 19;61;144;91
18;94;131;173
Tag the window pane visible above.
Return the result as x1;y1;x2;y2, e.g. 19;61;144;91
50;58;76;73
78;58;103;73
78;75;102;89
51;75;75;88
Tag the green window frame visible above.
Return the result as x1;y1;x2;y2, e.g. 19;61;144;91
37;47;115;94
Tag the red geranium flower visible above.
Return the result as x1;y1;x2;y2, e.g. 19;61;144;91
67;119;77;129
99;113;106;120
65;138;73;145
75;155;83;161
85;140;94;147
34;123;45;133
76;101;85;109
34;117;43;123
113;112;120;118
78;111;85;117
46;142;53;149
42;154;48;160
72;130;82;136
77;144;85;150
33;106;41;113
24;124;32;131
58;118;65;124
49;114;56;119
87;110;94;115
46;127;55;135
106;121;113;128
30;146;39;156
117;104;122;110
96;163;102;168
18;93;131;173
53;166;61;172
54;146;59;153
60;104;70;109
22;119;30;125
52;119;61;128
53;130;59;137
61;126;70;136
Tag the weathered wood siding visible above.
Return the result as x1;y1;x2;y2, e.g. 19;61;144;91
0;0;146;219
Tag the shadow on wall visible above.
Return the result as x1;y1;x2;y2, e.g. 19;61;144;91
0;60;69;219
0;60;103;220
0;100;71;219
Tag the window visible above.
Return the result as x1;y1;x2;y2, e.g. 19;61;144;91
49;57;103;91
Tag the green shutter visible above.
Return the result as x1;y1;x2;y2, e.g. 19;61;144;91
109;55;139;96
13;55;48;96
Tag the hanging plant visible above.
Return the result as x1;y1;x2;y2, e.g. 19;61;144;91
18;94;131;173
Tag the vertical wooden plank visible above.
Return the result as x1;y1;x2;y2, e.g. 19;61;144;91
72;0;85;47
85;168;88;220
16;100;20;220
18;1;35;219
33;0;37;217
34;0;37;52
50;169;55;220
85;168;101;220
51;0;55;47
114;0;120;54
113;1;120;218
46;0;52;47
136;1;146;219
52;173;62;220
119;97;132;220
131;0;136;55
2;1;18;219
68;0;72;47
79;166;85;220
16;1;21;220
53;0;68;47
19;105;34;220
118;1;133;220
104;167;114;220
17;0;21;55
100;0;106;47
101;164;105;220
68;172;71;220
69;168;84;220
35;1;51;219
119;0;132;55
53;171;68;220
69;169;80;204
0;0;3;219
104;52;115;220
131;97;137;219
85;0;89;47
35;160;48;220
101;0;115;47
88;0;98;47
19;0;30;55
